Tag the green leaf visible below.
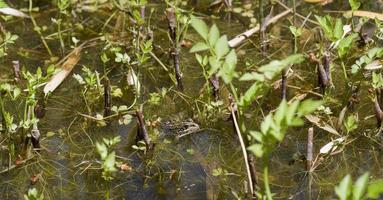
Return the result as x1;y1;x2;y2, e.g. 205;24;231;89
248;144;264;158
190;42;209;53
367;179;383;199
315;15;333;40
289;26;302;37
217;49;237;84
349;0;361;11
297;99;323;116
238;82;264;107
208;24;220;46
215;35;229;59
344;114;358;133
335;174;353;200
103;151;117;172
96;142;108;160
239;72;265;82
338;33;358;58
285;100;300;124
334;18;344;40
0;0;8;8
190;16;209;41
274;100;287;126
353;172;369;200
258;54;304;79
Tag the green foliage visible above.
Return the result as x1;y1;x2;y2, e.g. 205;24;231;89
238;54;304;107
344;114;358;134
335;172;383;200
315;15;344;42
95;136;121;181
24;188;44;200
349;0;361;11
351;48;383;74
190;17;238;84
0;31;18;57
337;33;358;58
289;26;302;38
372;71;383;89
248;99;322;158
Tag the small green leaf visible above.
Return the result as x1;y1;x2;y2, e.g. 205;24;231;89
208;24;220;46
353;172;369;200
297;99;323;116
215;35;229;59
190;42;209;53
334;18;344;40
248;144;264;158
349;0;361;11
335;174;353;200
367;179;383;199
190;16;209;41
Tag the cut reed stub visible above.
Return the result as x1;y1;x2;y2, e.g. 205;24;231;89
135;110;152;151
309;53;329;90
373;96;383;128
307;127;314;171
12;60;20;82
31;129;41;150
103;78;111;117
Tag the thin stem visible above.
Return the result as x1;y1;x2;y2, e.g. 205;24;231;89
340;58;348;80
264;164;272;200
29;0;53;57
230;100;254;195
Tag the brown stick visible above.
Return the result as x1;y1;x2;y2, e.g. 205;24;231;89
12;61;20;82
322;51;331;84
166;8;184;90
228;5;296;47
309;53;329;90
281;68;288;99
373;95;383;127
307;127;314;171
103;78;111;117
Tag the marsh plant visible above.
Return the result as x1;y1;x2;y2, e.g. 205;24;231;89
95;136;121;181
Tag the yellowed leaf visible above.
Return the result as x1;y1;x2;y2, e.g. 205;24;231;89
304;0;333;5
344;10;383;21
305;114;340;136
44;47;81;94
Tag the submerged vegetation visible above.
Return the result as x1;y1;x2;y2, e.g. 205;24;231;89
1;0;383;199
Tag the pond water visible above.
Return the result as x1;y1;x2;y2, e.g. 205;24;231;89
0;0;383;200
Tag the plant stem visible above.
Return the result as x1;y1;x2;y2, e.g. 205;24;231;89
340;59;348;80
264;164;272;200
29;0;53;57
230;98;254;195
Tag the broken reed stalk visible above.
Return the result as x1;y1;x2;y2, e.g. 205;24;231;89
228;4;296;47
323;51;331;84
309;53;329;91
30;123;40;150
135;110;152;150
307;127;314;171
281;68;288;99
103;78;111;117
229;98;255;197
166;8;184;91
373;90;383;127
12;60;20;82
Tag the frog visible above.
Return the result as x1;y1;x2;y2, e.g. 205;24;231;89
161;118;200;140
